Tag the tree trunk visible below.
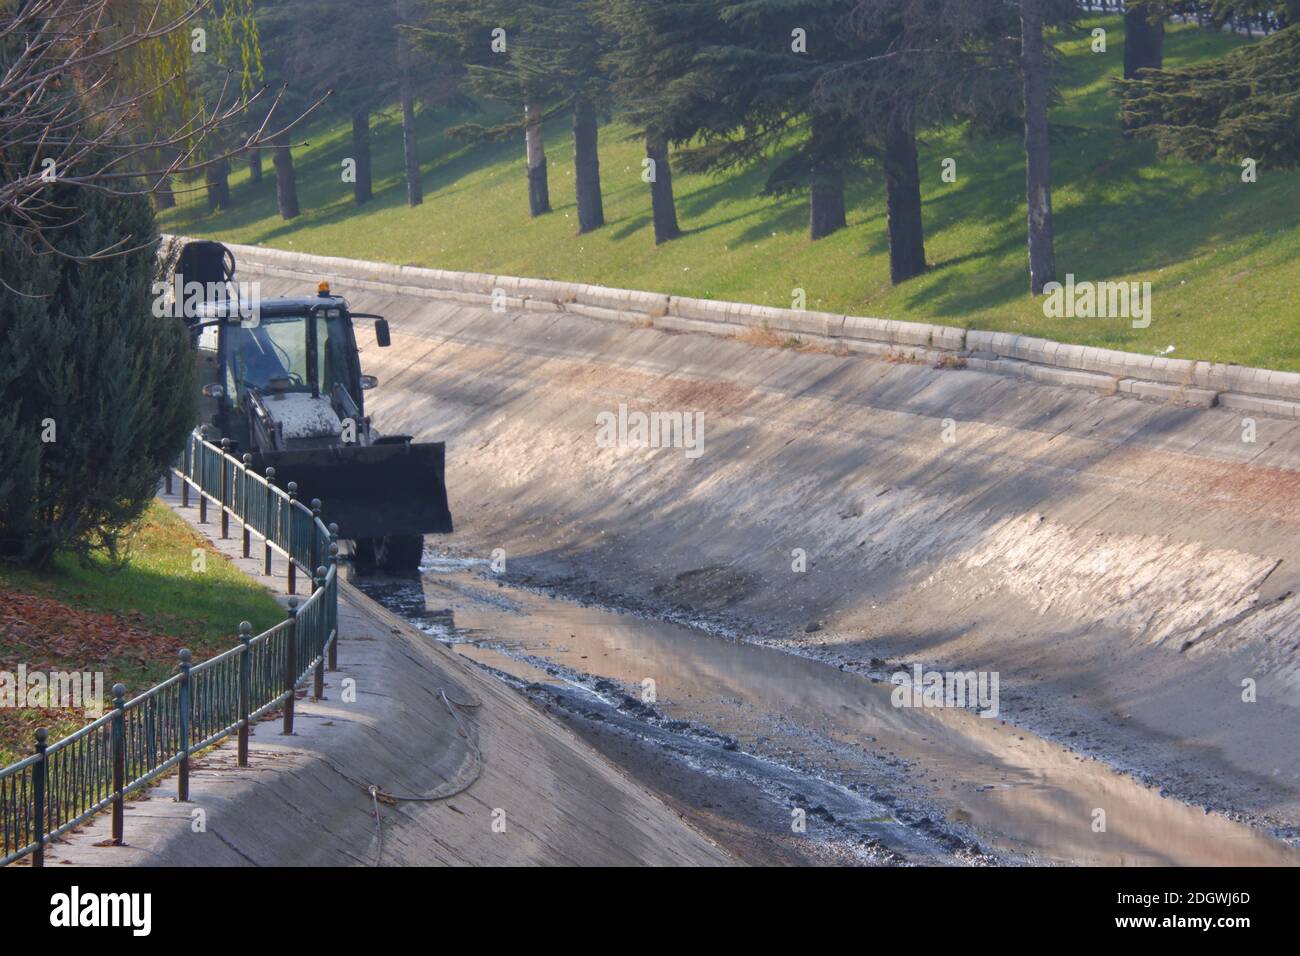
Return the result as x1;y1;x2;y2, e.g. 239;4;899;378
396;0;422;207
525;102;551;216
1020;0;1056;294
882;119;926;283
352;109;373;205
646;135;681;244
573;98;604;233
808;113;847;241
155;176;175;209
205;159;231;212
274;135;299;220
400;92;422;206
1123;4;1165;78
809;182;847;242
247;150;262;184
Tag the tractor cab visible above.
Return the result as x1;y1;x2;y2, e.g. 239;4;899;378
195;287;391;454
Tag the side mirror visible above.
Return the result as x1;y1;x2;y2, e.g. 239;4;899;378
359;375;378;390
374;318;391;348
201;383;225;399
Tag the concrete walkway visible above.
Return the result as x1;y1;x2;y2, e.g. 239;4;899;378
42;490;735;866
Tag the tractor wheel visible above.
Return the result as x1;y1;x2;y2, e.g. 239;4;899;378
352;538;379;575
376;534;424;576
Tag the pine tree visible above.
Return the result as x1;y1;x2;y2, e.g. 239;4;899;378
417;0;614;230
819;2;930;278
820;0;1072;290
0;230;50;559
286;0;392;206
0;169;196;565
600;0;741;244
1119;4;1300;167
664;1;866;242
520;0;613;232
2;28;194;561
1125;1;1167;80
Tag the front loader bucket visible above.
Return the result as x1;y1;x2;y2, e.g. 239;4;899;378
250;441;452;540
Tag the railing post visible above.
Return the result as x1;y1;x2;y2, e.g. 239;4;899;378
313;567;327;700
111;683;126;845
242;454;253;559
164;460;173;496
197;434;208;523
32;728;47;868
327;531;339;672
264;467;276;577
238;622;252;767
286;482;298;596
219;439;231;539
181;437;191;508
310;499;322;576
283;598;299;735
177;649;191;802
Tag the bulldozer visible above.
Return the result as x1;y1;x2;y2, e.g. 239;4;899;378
173;239;451;574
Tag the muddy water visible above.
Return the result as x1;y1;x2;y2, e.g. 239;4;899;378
365;561;1298;867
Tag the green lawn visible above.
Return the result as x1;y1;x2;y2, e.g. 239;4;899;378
162;15;1300;371
0;501;283;762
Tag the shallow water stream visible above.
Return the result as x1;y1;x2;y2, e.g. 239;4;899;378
360;559;1298;866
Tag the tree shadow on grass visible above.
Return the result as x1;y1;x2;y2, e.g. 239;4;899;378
609;212;652;241
891;106;1296;325
169;108;525;245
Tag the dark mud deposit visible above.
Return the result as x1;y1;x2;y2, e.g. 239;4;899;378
357;559;1299;867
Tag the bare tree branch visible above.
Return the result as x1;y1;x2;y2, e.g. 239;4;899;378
1;0;327;261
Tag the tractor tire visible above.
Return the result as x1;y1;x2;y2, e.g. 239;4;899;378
376;534;424;576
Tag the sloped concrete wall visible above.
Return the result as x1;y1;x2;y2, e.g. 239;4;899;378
212;241;1300;827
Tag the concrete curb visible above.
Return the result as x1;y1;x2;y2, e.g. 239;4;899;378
171;236;1300;419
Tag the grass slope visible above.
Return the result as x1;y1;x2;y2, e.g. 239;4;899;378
162;16;1300;370
0;501;283;762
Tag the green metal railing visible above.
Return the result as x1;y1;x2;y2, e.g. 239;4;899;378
0;431;340;867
